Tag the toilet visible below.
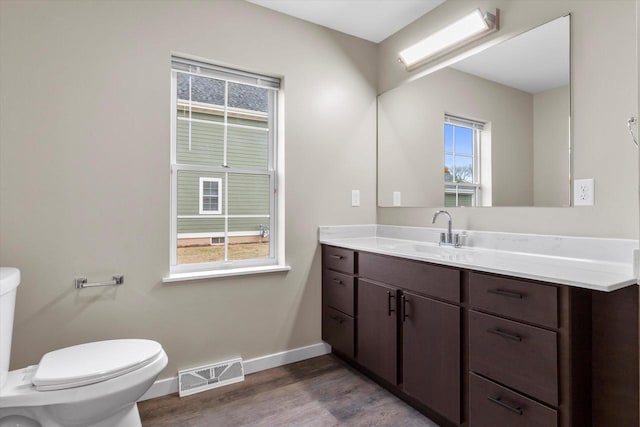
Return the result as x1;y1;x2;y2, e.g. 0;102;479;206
0;268;168;427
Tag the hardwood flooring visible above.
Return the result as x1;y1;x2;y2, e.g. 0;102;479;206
139;354;439;427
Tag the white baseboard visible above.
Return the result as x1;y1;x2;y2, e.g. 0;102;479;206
138;342;331;402
243;342;331;375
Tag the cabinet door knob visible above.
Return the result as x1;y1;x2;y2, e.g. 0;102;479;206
487;328;523;342
330;254;344;260
332;278;344;285
387;291;395;316
487;396;523;415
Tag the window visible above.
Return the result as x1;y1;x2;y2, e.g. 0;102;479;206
444;115;483;207
199;177;221;214
170;57;281;275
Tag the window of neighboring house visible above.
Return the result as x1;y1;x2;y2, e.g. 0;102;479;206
199;177;221;214
444;115;484;207
170;57;281;276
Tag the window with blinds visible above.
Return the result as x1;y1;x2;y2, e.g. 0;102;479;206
170;57;280;272
444;115;484;207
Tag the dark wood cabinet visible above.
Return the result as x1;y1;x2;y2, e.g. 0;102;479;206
360;251;461;303
322;268;355;316
322;305;354;358
321;246;356;359
320;244;638;427
469;372;557;427
403;291;461;423
469;310;558;406
469;272;558;328
356;279;398;385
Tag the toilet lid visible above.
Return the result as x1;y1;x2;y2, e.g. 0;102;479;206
32;339;163;391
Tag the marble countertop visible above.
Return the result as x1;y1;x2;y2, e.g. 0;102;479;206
319;225;638;292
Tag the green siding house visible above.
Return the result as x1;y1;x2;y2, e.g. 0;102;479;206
175;75;272;246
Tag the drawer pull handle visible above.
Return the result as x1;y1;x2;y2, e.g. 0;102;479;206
487;396;523;415
330;255;345;260
487;328;522;342
329;315;344;324
332;278;344;285
488;288;524;299
387;291;395;316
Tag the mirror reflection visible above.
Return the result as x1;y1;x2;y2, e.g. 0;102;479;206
378;15;570;208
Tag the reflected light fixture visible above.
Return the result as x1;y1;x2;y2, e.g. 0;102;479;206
399;8;499;70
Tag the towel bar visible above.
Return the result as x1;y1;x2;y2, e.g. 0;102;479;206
75;275;124;289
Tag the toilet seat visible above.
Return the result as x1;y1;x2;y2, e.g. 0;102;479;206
32;339;162;391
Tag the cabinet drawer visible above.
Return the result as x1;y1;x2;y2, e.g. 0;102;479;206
469;272;558;328
469;311;558;406
322;306;354;358
322;269;355;316
469;373;557;427
359;252;460;303
323;246;355;274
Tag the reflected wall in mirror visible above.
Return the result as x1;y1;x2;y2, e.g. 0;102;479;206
378;15;570;208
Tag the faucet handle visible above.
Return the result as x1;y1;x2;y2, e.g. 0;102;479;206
454;233;467;248
439;232;447;246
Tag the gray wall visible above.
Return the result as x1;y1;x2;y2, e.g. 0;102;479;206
378;0;638;238
534;85;571;207
378;67;534;207
0;0;377;376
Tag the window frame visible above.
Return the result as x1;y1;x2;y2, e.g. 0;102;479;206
199;177;222;215
168;57;283;277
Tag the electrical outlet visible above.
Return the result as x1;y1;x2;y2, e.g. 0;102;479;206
393;191;402;206
351;190;360;207
574;178;594;206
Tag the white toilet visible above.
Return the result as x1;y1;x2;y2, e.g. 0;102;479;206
0;268;168;427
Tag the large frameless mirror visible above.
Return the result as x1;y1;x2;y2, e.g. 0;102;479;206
378;15;570;208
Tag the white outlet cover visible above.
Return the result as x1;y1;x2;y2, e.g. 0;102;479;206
351;190;360;207
574;178;594;206
393;191;402;206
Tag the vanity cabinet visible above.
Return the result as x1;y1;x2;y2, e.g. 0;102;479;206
321;246;356;358
348;249;463;424
356;279;398;385
320;244;640;427
467;271;594;427
402;291;461;423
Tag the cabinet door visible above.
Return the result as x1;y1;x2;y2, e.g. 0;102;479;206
357;279;398;385
403;292;461;424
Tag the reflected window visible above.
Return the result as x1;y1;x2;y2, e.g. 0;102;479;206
444;115;483;207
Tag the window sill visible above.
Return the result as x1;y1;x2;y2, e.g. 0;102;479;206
162;264;291;283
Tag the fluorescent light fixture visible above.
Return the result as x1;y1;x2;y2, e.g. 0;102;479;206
399;8;498;70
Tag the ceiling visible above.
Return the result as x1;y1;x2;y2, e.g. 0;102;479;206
246;0;446;43
451;15;570;94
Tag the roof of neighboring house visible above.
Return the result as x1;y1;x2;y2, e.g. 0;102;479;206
177;74;268;113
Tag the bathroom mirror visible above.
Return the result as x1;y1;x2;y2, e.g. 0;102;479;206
378;15;570;208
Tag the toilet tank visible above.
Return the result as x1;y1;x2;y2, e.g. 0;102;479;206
0;267;20;389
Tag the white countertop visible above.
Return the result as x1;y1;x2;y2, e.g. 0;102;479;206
319;225;639;292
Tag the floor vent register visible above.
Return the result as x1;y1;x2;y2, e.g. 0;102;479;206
178;357;245;397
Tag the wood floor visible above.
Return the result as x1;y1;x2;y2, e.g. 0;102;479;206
139;354;439;427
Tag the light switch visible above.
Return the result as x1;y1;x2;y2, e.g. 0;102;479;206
351;190;360;207
393;191;402;206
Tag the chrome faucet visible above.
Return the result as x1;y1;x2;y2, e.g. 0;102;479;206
432;210;453;245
